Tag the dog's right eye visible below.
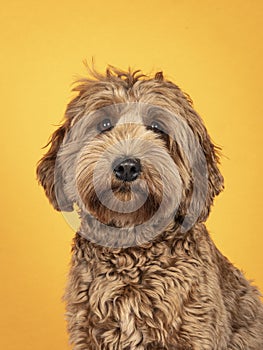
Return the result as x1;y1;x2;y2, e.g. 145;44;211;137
97;118;113;133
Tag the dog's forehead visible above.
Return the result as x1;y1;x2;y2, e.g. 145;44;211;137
116;110;143;125
87;102;149;125
100;102;172;125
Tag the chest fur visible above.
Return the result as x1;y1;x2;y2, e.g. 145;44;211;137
86;255;200;348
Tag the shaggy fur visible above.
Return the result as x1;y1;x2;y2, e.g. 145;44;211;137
37;66;263;349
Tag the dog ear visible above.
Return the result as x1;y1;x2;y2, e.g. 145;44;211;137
170;91;224;228
197;132;224;221
175;129;224;230
36;120;73;212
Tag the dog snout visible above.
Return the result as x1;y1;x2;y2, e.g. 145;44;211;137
113;158;141;182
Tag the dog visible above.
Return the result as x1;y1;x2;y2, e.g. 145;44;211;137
37;66;263;349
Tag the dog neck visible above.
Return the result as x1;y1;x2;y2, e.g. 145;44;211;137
76;212;207;257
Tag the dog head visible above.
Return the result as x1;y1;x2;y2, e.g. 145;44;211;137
37;66;224;238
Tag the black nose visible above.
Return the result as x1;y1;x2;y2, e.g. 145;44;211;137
113;158;141;182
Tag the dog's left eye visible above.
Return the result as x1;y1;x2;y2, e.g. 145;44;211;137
148;121;164;133
97;118;113;133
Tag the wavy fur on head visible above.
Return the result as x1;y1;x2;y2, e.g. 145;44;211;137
37;65;263;349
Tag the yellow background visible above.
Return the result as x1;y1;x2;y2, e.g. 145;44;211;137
1;1;263;349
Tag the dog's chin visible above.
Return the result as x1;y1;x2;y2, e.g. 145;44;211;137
80;188;161;228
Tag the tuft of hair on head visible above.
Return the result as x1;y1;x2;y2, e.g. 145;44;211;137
79;60;165;89
154;71;164;81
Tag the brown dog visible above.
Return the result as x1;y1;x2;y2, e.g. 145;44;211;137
37;66;263;349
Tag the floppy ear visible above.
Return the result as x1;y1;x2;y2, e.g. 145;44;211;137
174;129;224;231
197;132;224;221
168;88;224;228
36;120;73;212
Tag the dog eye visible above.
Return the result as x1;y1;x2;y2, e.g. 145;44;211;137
97;118;113;133
148;121;164;133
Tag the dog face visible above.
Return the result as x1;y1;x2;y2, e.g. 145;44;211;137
71;104;184;229
37;67;224;239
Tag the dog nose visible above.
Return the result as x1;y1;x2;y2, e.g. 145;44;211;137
113;158;141;182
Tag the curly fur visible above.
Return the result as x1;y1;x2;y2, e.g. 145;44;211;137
37;66;263;349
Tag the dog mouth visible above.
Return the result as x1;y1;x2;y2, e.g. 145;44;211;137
76;170;164;228
111;181;131;193
97;178;149;206
111;179;148;196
